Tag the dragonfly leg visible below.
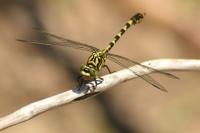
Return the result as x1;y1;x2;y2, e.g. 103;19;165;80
77;76;95;92
77;76;92;93
95;76;104;85
88;77;98;92
103;65;115;74
88;77;104;92
93;78;98;91
77;76;90;88
77;76;84;86
77;76;104;93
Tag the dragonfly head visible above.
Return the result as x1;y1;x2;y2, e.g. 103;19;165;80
80;64;97;78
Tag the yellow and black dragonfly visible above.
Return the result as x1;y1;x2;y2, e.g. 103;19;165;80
17;13;179;92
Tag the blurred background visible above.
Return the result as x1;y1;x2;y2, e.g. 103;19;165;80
0;0;200;133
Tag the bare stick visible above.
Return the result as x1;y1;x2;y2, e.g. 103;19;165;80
0;59;200;130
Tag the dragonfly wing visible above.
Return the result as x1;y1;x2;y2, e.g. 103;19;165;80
108;53;179;79
18;28;100;52
17;39;99;52
107;55;168;92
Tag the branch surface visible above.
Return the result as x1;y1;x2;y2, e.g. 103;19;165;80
0;59;200;130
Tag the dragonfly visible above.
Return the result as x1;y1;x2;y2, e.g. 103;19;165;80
17;13;179;92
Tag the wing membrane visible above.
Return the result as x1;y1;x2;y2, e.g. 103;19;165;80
17;28;99;52
108;53;179;79
108;55;168;92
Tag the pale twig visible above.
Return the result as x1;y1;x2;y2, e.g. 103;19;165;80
0;59;200;130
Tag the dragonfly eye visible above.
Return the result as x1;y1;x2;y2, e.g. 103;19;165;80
84;68;89;72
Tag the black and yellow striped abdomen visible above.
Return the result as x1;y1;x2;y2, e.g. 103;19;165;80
103;13;145;54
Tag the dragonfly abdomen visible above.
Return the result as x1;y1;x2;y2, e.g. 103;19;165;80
103;13;145;54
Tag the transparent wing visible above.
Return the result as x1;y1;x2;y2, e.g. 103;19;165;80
107;54;177;92
17;28;99;52
108;53;179;79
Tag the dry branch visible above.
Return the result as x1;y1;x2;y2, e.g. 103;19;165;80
0;59;200;130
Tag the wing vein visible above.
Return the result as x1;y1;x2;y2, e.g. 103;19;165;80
108;56;168;92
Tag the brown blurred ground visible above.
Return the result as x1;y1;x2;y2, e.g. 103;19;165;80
0;0;200;133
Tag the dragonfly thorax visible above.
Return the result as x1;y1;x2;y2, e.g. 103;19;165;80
80;50;107;79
